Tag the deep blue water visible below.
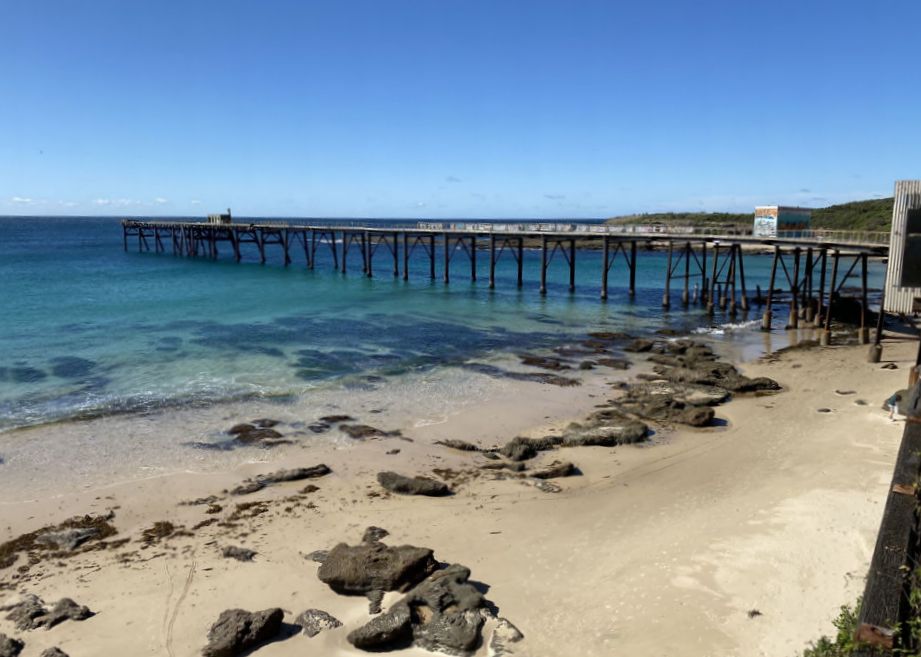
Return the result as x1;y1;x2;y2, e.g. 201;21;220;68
0;216;884;431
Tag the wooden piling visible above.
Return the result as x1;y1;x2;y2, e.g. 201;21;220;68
860;252;869;344
708;243;719;315
681;242;690;306
601;236;610;301
737;245;749;311
663;241;673;309
443;234;450;284
402;233;409;280
629;240;637;297
762;246;780;331
821;250;840;345
568;238;576;292
471;235;477;282
540;235;548;296
788;247;800;329
489;234;496;289
815;248;827;326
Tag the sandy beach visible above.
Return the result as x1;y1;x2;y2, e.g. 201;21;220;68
0;335;914;657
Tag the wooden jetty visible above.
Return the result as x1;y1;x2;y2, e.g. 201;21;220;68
121;219;889;341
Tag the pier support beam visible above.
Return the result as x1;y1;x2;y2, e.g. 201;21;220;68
568;239;576;292
489;234;496;289
762;246;780;331
869;274;887;362
402;233;409;280
601;236;609;301
444;234;450;284
737;245;749;311
517;238;524;288
662;241;673;309
681;242;691;306
821;250;840;346
540;235;548;296
708;243;719;315
860;253;870;344
471;235;477;282
815;249;827;326
787;247;801;329
629;241;637;297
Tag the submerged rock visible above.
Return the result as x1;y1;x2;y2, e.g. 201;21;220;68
340;424;403;439
377;472;451;497
295;609;342;637
202;608;284;657
318;541;437;595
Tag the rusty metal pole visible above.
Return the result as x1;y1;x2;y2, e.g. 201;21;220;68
762;246;780;331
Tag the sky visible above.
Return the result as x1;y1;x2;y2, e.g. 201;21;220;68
1;0;919;219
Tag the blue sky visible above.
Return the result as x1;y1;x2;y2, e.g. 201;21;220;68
1;0;918;218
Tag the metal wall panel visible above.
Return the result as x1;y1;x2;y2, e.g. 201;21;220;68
885;180;921;313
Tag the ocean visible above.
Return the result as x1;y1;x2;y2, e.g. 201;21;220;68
0;216;885;434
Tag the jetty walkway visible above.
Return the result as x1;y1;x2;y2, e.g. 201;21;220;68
121;219;889;336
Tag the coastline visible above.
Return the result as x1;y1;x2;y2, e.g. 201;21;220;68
0;331;913;656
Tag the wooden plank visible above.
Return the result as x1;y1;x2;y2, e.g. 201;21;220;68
856;422;921;652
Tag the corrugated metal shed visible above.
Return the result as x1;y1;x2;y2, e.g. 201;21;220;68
884;180;921;314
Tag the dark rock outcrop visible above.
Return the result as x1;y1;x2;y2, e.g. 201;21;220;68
531;461;577;479
377;472;451;497
362;526;390;543
318;541;437;595
340;424;402;439
347;564;486;656
295;609;342;637
222;546;256;562
4;595;93;631
435;439;481;452
202;608;284;657
0;635;23;657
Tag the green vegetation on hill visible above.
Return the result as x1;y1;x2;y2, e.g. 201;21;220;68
607;198;894;233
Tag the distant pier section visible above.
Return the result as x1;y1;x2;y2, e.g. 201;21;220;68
121;216;889;340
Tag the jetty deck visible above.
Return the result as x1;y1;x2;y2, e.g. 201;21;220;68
121;219;890;338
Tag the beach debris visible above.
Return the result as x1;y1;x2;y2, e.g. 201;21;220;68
435;439;482;452
340;424;403;439
530;461;577;479
230;464;331;496
488;617;525;656
362;526;390;543
376;471;451;496
221;546;257;562
295;609;342;637
835;389;856;396
140;521;190;546
40;648;69;657
855;399;868;406
202;608;285;657
39;649;69;657
386;448;401;455
747;609;763;618
523;479;562;493
881;363;898;369
0;513;117;571
0;634;23;657
347;564;486;656
3;594;93;631
816;408;833;414
317;540;437;595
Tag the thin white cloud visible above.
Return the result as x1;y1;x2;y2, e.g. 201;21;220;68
94;198;111;206
11;196;34;204
154;197;169;205
94;198;143;208
190;199;202;205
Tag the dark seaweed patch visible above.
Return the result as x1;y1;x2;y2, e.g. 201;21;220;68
49;356;96;379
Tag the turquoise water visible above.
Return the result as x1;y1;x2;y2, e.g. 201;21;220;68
0;216;884;431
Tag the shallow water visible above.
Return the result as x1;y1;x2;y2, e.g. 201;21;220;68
0;216;885;432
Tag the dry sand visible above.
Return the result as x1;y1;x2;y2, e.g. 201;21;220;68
0;337;916;657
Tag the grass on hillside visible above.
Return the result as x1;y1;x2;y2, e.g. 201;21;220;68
607;198;894;233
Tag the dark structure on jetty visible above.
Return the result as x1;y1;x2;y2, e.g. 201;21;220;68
121;219;888;342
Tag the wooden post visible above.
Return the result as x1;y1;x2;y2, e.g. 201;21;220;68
762;246;780;331
629;240;637;297
444;234;450;284
429;234;436;280
700;241;708;304
681;242;690;305
662;241;673;309
803;248;814;321
123;224;128;251
309;231;316;269
301;231;309;268
489;234;496;289
362;232;369;276
737;245;749;311
517;238;524;288
869;269;887;363
392;231;399;277
601;236;609;301
815;248;828;326
232;230;241;262
821;250;840;346
860;253;869;344
788;247;800;329
470;235;477;282
256;229;266;264
540;235;548;295
402;233;409;281
708;243;719;315
568;238;576;292
341;232;348;273
728;244;737;317
283;229;291;266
